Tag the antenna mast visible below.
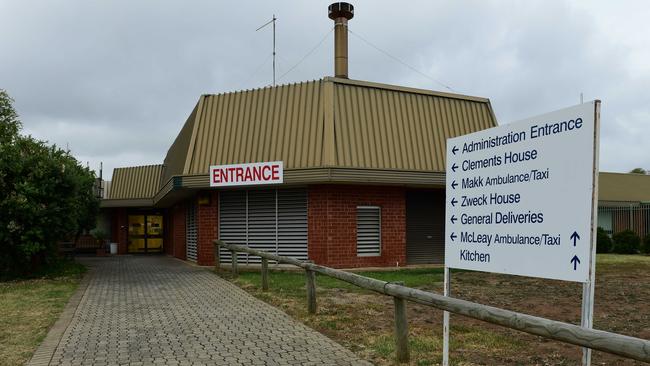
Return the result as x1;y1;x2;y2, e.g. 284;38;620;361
256;15;277;86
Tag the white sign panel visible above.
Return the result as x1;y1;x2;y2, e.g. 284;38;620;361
445;102;598;282
210;161;283;187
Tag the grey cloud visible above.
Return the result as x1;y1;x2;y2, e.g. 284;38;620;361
1;0;649;176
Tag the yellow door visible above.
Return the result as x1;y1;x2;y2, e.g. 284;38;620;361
146;215;164;253
128;214;164;253
128;215;146;253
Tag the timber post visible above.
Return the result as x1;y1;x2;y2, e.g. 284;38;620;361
305;260;317;314
230;249;238;277
261;257;269;291
393;281;410;363
213;240;650;363
213;242;220;271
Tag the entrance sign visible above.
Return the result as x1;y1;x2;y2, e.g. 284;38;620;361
210;161;283;187
442;101;600;366
445;102;599;283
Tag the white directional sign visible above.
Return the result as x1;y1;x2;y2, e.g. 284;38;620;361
445;102;599;282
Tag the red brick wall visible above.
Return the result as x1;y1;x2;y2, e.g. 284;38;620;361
308;185;406;268
196;191;218;266
169;203;186;260
110;208;128;254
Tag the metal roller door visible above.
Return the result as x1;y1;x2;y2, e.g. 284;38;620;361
406;190;445;264
218;191;246;263
186;203;198;262
277;189;308;260
218;189;308;264
247;190;277;264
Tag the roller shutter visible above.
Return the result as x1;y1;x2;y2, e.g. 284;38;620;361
218;191;246;263
218;189;308;264
186;203;198;262
406;190;445;264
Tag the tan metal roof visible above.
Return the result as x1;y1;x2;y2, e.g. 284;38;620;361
161;77;497;182
599;172;650;203
108;164;164;199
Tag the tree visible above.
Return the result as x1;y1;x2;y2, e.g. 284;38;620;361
0;89;99;277
629;168;647;174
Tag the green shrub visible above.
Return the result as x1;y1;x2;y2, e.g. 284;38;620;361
0;90;99;277
596;227;612;253
642;234;650;254
612;230;641;254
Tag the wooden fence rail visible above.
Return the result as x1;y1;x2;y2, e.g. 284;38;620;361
214;240;650;363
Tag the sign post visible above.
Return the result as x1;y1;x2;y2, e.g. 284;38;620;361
443;101;600;365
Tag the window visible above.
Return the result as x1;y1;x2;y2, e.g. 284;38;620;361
357;206;381;256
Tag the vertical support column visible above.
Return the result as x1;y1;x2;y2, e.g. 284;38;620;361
393;281;409;363
230;250;238;278
443;267;451;366
305;261;317;314
582;100;600;366
213;242;220;271
261;258;269;291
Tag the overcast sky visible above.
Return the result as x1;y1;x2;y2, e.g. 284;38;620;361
1;0;649;179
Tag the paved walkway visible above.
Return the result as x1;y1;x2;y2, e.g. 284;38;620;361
33;256;371;365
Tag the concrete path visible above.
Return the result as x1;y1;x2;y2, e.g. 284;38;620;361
33;256;371;365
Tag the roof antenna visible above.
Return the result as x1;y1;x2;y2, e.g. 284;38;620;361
256;15;277;86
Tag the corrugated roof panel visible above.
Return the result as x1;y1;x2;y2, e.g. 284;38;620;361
160;102;198;185
332;82;496;172
108;164;163;199
186;80;325;174
169;77;496;178
599;172;650;202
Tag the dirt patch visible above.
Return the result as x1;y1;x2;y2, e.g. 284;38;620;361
231;255;650;365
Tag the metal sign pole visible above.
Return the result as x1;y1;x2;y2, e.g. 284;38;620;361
442;266;451;366
581;101;601;366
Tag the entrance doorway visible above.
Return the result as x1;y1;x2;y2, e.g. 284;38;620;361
127;214;164;253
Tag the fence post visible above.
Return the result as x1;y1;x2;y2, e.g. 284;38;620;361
213;242;220;271
305;261;317;314
261;258;269;291
230;250;238;278
393;281;409;363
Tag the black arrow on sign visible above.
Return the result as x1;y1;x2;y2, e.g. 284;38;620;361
571;255;581;270
570;231;580;246
450;232;457;241
451;163;458;172
452;146;459;155
450;215;457;224
451;197;458;207
451;181;458;190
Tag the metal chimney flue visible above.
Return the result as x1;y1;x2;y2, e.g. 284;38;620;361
328;2;354;79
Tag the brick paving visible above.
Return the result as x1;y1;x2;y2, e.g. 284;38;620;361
38;256;371;365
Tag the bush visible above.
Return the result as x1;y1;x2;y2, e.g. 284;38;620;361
596;227;612;253
0;90;99;277
612;230;641;254
642;234;650;254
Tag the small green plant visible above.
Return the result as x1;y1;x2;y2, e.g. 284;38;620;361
642;234;650;254
596;227;612;253
612;230;641;254
91;229;108;243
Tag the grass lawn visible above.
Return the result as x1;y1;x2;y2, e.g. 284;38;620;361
223;254;650;365
0;260;86;366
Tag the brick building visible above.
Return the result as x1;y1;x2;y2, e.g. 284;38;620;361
99;2;650;267
100;75;497;267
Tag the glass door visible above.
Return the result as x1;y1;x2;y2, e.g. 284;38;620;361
128;215;146;253
146;215;164;253
127;214;164;253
